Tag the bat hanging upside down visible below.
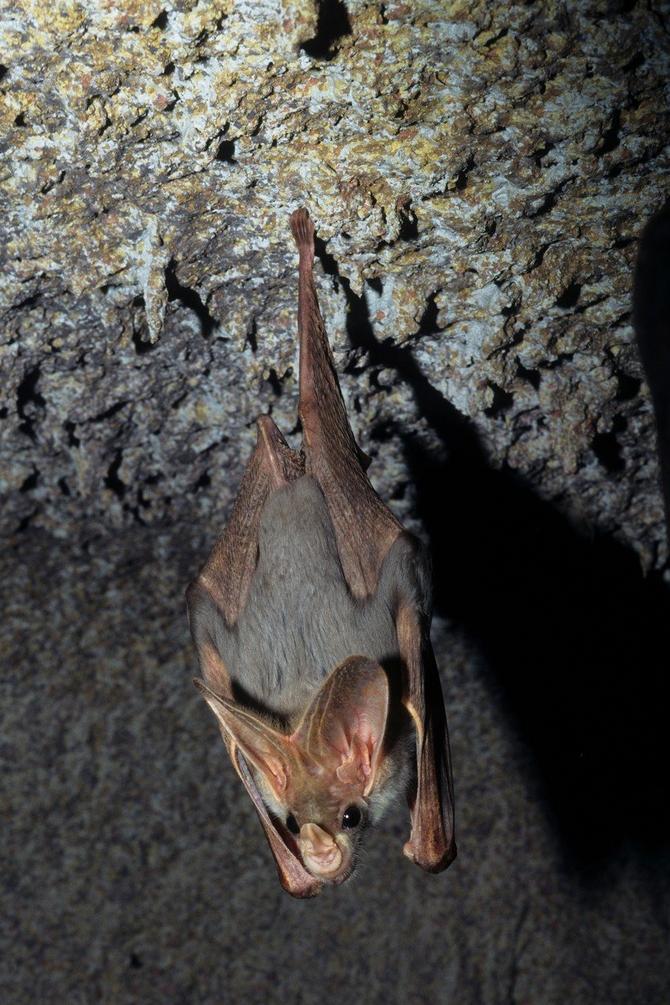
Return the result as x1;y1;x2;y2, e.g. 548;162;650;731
186;208;456;897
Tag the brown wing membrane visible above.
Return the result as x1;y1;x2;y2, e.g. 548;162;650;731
290;208;401;601
189;415;303;632
290;207;456;872
398;605;456;871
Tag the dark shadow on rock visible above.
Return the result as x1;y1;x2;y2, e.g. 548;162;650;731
315;239;670;876
300;0;352;60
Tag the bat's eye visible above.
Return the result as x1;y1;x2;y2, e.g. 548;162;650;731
342;805;361;829
286;814;300;835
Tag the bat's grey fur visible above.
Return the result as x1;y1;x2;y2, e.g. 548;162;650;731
193;476;431;723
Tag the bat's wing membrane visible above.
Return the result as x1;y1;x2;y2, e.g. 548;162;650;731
291;208;401;602
397;603;456;871
188;415;303;635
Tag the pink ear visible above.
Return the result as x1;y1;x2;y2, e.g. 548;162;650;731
194;679;289;796
292;657;389;796
335;733;374;787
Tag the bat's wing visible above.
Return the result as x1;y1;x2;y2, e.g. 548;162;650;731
187;418;322;898
397;602;456;871
291;208;401;601
290;207;456;872
189;415;303;636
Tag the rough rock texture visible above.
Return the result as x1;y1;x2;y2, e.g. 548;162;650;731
2;0;670;563
2;1;669;1003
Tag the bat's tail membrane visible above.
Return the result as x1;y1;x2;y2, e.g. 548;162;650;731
290;207;315;257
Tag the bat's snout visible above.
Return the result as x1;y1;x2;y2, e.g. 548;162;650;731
299;822;345;878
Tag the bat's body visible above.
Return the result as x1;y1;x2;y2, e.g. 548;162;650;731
197;475;416;718
187;209;455;897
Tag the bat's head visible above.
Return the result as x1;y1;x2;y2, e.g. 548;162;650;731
195;656;398;890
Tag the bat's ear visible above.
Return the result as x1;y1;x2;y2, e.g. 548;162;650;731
292;657;389;797
193;679;290;798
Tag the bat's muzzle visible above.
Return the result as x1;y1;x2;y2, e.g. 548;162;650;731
299;822;345;878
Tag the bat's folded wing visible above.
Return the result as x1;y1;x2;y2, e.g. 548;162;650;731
188;416;303;640
397;598;456;871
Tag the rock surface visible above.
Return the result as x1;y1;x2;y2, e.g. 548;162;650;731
2;0;669;565
2;1;669;1003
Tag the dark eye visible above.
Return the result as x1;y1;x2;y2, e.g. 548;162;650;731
342;805;361;829
286;814;300;835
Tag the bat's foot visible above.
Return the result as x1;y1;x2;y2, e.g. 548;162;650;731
290;207;315;256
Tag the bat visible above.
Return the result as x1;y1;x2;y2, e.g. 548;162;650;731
186;208;456;897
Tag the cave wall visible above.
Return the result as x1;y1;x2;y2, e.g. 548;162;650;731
2;2;669;1003
2;0;668;563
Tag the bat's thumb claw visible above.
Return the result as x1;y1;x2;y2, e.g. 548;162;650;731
402;840;416;863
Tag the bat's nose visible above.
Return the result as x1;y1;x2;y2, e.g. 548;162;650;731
299;822;343;875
